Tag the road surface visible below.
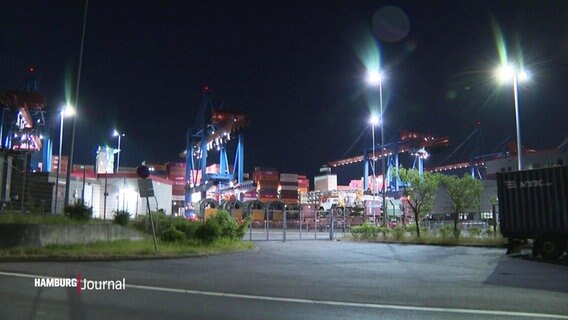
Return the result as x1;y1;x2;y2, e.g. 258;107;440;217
0;241;566;319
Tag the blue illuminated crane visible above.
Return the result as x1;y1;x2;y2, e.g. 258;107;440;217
0;68;51;171
184;86;247;204
327;130;450;192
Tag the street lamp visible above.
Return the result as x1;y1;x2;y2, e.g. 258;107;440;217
113;129;125;173
495;64;529;170
54;105;75;213
369;115;379;225
367;70;387;227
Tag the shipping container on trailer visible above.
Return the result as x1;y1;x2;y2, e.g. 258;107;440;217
497;166;568;259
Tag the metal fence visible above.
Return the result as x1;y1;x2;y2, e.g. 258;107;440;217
245;208;354;241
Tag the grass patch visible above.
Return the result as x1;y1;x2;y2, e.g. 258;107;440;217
0;238;255;260
349;231;505;247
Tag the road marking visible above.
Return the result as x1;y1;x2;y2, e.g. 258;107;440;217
2;270;567;319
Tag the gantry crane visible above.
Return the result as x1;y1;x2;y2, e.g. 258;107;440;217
183;86;247;204
0;68;50;171
327;130;450;192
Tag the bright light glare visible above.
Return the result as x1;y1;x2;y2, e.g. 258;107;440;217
495;64;514;83
518;70;529;81
495;64;530;83
367;71;383;85
369;115;380;126
113;129;120;137
61;104;75;117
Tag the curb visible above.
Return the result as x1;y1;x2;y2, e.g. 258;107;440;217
0;246;256;263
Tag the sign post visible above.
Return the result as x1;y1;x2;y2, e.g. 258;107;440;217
137;165;158;252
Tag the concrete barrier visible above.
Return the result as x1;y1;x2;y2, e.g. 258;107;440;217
0;223;147;248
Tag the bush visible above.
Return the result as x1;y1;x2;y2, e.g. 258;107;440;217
468;227;482;238
195;221;221;244
172;218;200;239
403;224;417;235
63;202;93;221
393;226;406;241
453;228;461;239
351;222;380;239
113;210;130;226
206;210;249;240
133;210;248;244
438;224;454;239
161;227;185;243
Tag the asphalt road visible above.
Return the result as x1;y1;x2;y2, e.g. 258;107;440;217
0;241;567;320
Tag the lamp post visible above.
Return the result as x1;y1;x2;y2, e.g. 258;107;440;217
495;64;529;170
113;129;125;173
367;71;387;227
369;115;379;225
54;105;75;213
0;107;10;149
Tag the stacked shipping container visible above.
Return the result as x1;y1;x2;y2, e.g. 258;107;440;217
166;162;186;196
279;173;299;204
298;175;309;194
254;167;279;202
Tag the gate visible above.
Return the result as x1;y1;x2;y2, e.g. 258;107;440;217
243;202;350;241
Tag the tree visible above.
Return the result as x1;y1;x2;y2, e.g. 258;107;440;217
394;168;440;238
441;174;483;235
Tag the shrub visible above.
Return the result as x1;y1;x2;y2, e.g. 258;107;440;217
131;215;148;233
113;210;130;226
207;210;249;240
351;222;380;239
161;227;185;243
403;224;417;235
393;226;406;241
195;221;221;244
63;202;93;221
453;228;461;239
468;227;482;238
173;218;200;239
438;224;454;239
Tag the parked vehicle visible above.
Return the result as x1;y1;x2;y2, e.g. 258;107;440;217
497;166;568;259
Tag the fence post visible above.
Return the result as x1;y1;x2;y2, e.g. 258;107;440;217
299;206;303;240
314;210;318;239
249;209;252;241
329;208;334;240
266;208;270;241
283;206;286;242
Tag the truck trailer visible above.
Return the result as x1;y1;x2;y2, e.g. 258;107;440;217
497;166;568;259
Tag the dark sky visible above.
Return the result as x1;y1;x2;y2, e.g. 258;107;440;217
1;0;567;184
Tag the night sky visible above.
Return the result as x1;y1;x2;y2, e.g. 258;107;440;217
1;1;566;184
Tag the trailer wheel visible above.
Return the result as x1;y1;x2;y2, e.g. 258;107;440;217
537;237;564;260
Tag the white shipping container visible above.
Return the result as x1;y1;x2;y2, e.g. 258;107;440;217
280;185;299;191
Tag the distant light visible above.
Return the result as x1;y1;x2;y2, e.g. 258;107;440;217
113;129;119;137
61;104;76;117
495;64;529;83
367;71;384;86
496;64;514;83
518;70;529;81
369;115;380;126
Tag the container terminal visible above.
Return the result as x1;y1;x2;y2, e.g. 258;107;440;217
0;76;566;227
